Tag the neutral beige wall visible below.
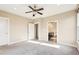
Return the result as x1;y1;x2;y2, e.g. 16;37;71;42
0;10;77;46
34;10;77;46
0;10;30;43
57;11;76;46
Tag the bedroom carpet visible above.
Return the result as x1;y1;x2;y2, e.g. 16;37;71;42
0;40;79;55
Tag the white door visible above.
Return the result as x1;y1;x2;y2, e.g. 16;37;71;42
0;17;9;45
28;23;34;40
77;13;79;41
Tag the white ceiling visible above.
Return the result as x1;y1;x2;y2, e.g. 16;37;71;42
0;4;77;19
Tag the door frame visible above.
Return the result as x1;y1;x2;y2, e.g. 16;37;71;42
34;22;40;40
28;23;35;40
0;17;10;45
47;20;58;43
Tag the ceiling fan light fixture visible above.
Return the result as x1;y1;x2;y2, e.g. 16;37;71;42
25;5;44;17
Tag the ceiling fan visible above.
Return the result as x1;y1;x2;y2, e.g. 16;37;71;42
25;5;44;17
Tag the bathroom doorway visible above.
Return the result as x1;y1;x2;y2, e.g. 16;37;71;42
48;22;57;44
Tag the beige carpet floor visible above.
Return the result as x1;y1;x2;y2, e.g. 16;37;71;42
0;40;79;55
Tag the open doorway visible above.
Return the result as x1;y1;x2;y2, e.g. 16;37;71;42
48;22;57;44
28;23;39;40
34;24;39;40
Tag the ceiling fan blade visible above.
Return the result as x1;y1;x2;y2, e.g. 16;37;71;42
25;11;33;13
37;12;43;15
36;8;44;11
28;6;35;11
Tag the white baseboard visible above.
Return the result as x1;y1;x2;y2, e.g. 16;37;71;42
8;39;27;45
58;42;77;48
0;43;8;46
